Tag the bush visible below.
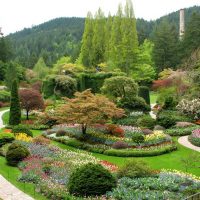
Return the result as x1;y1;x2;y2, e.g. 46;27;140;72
32;136;50;145
6;143;30;166
0;90;10;102
162;96;178;110
112;141;129;149
106;124;124;137
165;126;199;136
68;163;116;197
118;97;150;112
137;115;156;129
157;110;191;129
117;160;153;178
56;129;66;137
114;115;140;126
12;125;33;137
0;133;15;147
138;86;150;105
132;133;145;143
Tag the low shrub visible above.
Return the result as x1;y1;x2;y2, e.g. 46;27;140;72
12;125;33;137
156;110;191;129
117;160;153;178
106;124;124;137
6;143;30;166
188;129;200;147
32;136;50;145
114;116;140;126
0;90;10;102
56;129;66;137
112;141;129;149
104;144;177;157
0;133;15;147
0;143;10;157
165;126;199;136
162;96;178;110
137;115;156;130
68;163;116;197
132;133;145;144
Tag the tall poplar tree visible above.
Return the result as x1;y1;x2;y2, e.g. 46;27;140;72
121;0;139;74
92;8;106;67
79;12;94;68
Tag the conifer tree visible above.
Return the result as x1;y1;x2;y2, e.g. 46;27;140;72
92;8;106;67
78;12;94;68
33;57;49;79
5;62;17;90
9;80;21;125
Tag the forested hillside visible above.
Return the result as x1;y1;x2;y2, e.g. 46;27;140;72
6;6;200;68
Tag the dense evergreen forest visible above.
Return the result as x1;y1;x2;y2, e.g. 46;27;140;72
6;6;200;68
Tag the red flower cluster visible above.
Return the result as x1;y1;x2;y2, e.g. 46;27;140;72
100;160;118;172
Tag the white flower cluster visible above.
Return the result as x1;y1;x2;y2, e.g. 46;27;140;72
176;98;200;119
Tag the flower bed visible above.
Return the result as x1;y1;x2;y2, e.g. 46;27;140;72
189;129;200;147
15;140;117;199
108;170;200;200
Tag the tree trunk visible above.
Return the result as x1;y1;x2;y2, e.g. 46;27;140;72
26;110;29;120
81;124;87;134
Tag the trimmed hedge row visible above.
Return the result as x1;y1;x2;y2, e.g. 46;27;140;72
103;145;177;157
45;135;177;157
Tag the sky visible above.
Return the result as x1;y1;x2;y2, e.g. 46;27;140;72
0;0;199;35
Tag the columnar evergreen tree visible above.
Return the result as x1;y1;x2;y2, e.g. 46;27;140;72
9;80;21;125
5;63;17;90
121;0;139;74
78;12;94;67
152;20;179;72
109;4;123;69
92;8;106;67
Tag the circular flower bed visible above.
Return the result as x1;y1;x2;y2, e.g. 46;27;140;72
43;124;176;157
189;129;200;147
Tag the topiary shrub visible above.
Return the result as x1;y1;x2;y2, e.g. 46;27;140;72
112;141;129;149
12;124;33;137
132;133;145;144
6;143;30;166
162;96;178;110
56;129;66;137
137;115;156;130
68;163;116;197
117;160;153;179
138;86;150;105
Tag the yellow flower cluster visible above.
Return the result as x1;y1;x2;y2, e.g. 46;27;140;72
145;131;166;142
15;133;33;142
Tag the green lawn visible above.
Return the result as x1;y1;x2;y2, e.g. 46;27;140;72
32;128;200;177
2;110;9;125
150;92;158;104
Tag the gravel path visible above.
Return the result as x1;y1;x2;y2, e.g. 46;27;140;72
0;109;34;200
178;135;200;152
150;104;156;119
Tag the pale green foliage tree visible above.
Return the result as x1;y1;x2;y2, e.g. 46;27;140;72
52;56;71;74
132;39;156;84
101;76;138;100
33;57;49;79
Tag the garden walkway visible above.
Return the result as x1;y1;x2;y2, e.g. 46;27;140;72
150;104;156;119
178;136;200;152
0;175;34;200
0;109;34;200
